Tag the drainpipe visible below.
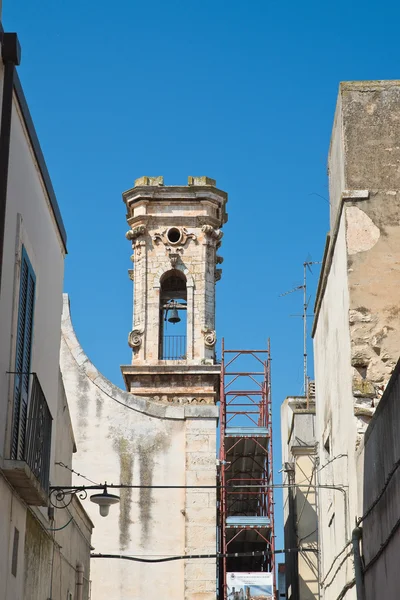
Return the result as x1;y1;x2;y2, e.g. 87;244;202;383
0;32;21;297
76;561;84;600
352;527;366;600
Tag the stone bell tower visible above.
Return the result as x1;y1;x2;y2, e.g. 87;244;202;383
120;176;228;404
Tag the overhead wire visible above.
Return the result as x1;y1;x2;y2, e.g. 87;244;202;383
91;547;315;564
55;461;99;485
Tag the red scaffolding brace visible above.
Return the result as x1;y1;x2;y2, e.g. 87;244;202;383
218;340;275;599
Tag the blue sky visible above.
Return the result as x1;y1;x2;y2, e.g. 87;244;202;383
4;0;400;556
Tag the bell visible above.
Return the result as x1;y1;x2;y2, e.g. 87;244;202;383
168;307;181;324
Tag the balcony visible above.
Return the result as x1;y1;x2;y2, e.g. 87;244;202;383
2;373;52;506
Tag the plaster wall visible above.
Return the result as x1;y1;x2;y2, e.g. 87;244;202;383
281;399;318;600
313;216;355;600
328;93;345;226
0;62;65;470
0;374;92;600
313;80;400;600
0;60;83;600
356;360;400;600
23;496;92;600
60;294;218;600
0;477;27;600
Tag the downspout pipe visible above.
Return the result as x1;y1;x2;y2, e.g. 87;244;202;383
76;561;84;600
0;32;21;297
352;526;366;600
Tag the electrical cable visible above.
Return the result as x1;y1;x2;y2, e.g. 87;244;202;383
296;463;317;525
51;482;347;491
91;547;314;564
320;540;352;586
46;516;74;531
56;461;99;485
322;548;353;590
298;528;317;545
335;578;356;600
362;512;400;574
357;455;400;525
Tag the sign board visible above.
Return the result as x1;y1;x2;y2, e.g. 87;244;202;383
227;572;273;600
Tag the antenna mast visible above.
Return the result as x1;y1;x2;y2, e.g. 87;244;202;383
280;261;321;394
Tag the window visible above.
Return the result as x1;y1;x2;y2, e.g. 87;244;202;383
11;246;36;460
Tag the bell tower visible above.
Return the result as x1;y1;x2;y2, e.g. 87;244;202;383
121;176;228;405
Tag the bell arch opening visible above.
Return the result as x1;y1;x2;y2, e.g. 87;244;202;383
159;270;187;360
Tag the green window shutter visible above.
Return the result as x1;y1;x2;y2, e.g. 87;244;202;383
11;246;36;460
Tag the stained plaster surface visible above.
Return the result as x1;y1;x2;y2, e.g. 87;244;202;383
314;80;400;600
60;294;218;600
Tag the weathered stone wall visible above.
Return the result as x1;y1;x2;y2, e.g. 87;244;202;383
60;294;218;600
313;80;400;600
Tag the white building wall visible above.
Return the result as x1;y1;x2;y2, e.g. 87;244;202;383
0;62;65;465
0;57;92;599
313;216;356;600
60;294;218;600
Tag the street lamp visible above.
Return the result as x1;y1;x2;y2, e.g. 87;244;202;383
90;486;120;517
49;484;120;517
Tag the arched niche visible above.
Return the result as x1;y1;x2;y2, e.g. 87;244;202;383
159;270;187;360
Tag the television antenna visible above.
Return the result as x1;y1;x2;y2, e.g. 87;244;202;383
280;260;321;394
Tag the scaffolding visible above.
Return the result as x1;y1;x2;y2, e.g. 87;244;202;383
218;340;275;599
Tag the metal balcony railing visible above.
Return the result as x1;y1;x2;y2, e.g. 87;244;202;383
160;335;187;360
11;373;52;491
25;374;52;491
4;373;52;504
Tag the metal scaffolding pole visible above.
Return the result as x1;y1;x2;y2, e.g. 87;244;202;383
218;341;275;599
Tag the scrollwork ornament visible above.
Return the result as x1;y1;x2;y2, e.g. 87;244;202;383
152;227;197;248
128;328;144;349
202;328;217;348
49;487;88;509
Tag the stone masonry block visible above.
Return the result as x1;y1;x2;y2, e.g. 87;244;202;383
207;491;217;507
134;175;164;186
186;434;210;451
185;492;209;507
185;525;216;550
185;507;216;524
188;176;216;187
186;452;217;470
185;562;216;581
186;470;217;487
185;578;216;593
186;419;217;431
